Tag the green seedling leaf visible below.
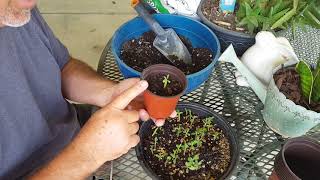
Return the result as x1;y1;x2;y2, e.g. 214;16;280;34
162;74;171;88
296;61;314;104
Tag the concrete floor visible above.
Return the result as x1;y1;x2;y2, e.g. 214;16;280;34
38;0;136;68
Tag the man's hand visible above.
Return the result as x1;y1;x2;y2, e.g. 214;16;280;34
81;80;149;163
29;80;150;180
112;78;176;126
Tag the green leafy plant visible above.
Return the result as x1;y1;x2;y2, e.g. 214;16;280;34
235;0;320;34
296;58;320;104
185;154;203;171
162;74;171;88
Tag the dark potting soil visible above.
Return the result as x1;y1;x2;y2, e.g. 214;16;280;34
120;31;213;75
202;0;247;33
141;110;231;180
274;68;320;113
146;73;184;97
285;152;320;180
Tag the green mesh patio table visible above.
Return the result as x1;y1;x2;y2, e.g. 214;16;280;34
93;27;320;180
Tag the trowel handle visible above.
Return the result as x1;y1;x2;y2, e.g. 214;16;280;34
131;0;166;36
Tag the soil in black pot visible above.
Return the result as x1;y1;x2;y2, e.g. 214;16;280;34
141;110;231;180
202;0;247;33
120;31;213;75
146;73;184;96
274;68;320;113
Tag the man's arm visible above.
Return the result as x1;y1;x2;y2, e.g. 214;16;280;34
61;57;116;107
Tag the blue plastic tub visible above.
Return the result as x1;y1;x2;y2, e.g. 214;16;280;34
112;14;221;93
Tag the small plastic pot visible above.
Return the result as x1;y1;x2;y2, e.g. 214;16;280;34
136;102;239;180
141;64;187;119
270;137;320;180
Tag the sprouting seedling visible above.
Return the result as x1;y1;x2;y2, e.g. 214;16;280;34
168;149;179;165
185;154;203;171
183;128;191;138
162;74;171;88
190;115;196;126
155;147;167;160
193;127;207;140
203;117;214;129
182;141;189;155
154;137;158;149
212;131;221;141
173;125;183;136
150;145;156;154
176;110;183;122
152;127;160;137
188;140;198;151
176;144;183;154
194;137;203;148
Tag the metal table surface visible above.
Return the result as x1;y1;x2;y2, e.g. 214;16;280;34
94;27;320;180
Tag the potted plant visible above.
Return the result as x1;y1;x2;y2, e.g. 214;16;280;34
274;59;320;113
220;45;320;137
142;64;187;119
197;0;320;55
136;102;239;179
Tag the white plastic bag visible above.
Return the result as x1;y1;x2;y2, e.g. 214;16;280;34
144;0;201;19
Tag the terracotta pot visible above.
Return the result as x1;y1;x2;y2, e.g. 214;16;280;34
270;137;320;180
141;64;187;119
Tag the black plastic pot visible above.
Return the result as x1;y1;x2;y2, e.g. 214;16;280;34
136;102;239;180
197;0;255;56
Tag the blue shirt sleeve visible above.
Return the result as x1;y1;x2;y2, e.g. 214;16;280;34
31;7;70;70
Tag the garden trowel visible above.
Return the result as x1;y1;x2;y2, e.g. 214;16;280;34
131;0;192;64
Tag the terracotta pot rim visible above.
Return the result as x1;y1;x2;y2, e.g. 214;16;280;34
141;64;188;98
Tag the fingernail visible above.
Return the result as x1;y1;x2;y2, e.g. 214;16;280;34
155;120;165;127
139;80;148;88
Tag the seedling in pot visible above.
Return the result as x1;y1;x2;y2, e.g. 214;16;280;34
203;117;214;130
155;147;168;160
211;131;221;141
142;64;187;119
176;144;183;154
173;125;183;136
182;141;189;155
185;154;203;171
183;128;191;138
152;127;160;137
176;110;183;122
162;74;171;88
